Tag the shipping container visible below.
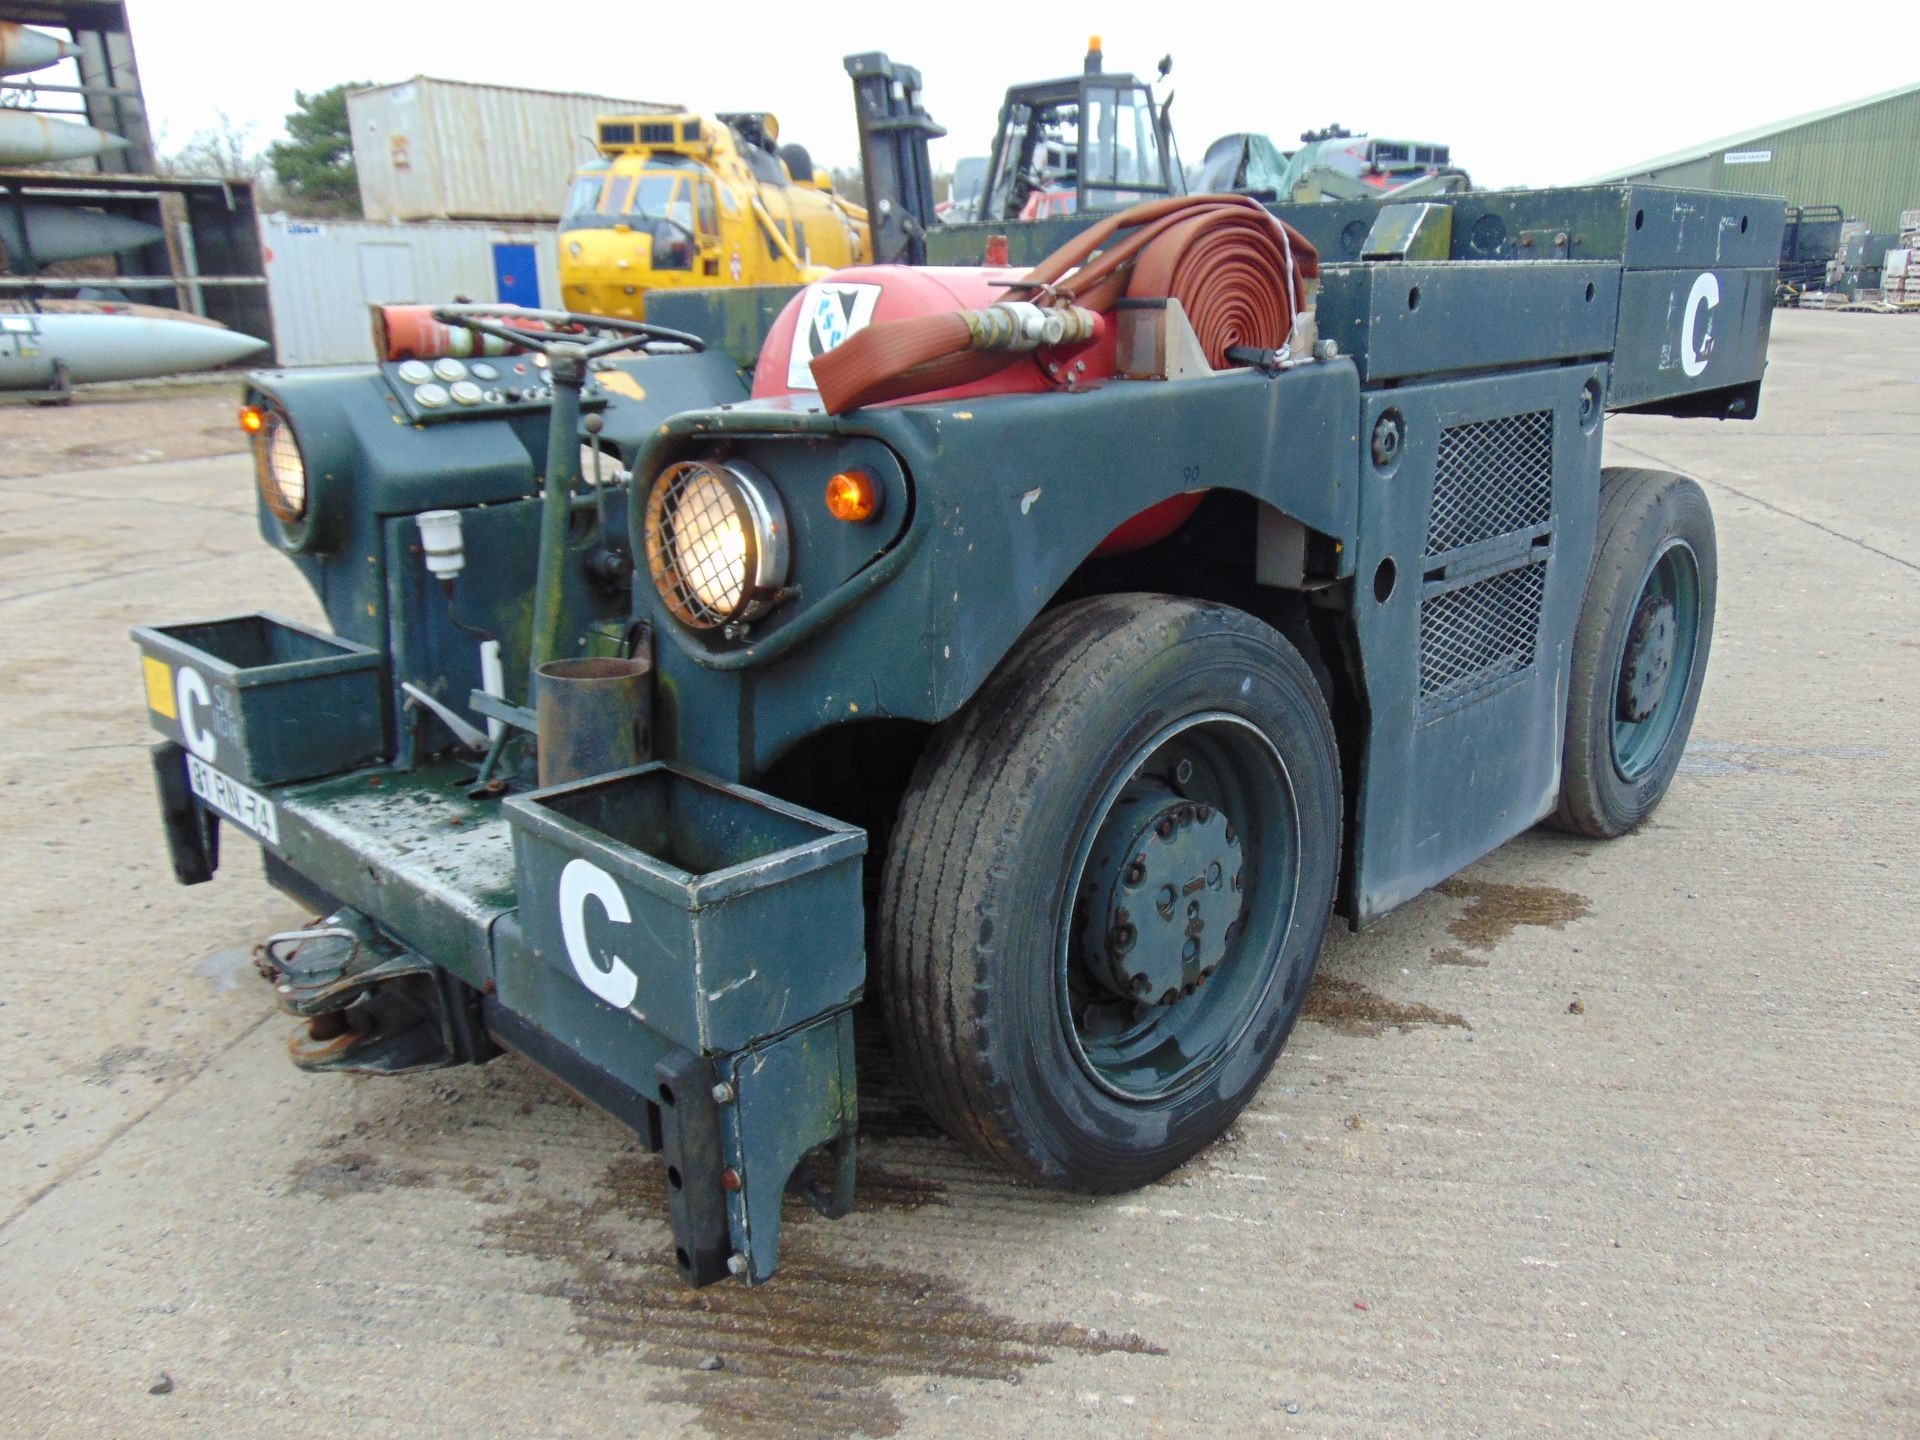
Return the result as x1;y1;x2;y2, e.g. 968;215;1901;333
261;214;561;366
348;76;676;223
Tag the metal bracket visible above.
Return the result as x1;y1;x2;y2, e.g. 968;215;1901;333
719;1010;859;1285
655;1051;733;1287
149;741;218;885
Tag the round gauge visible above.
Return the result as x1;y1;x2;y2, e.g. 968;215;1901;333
432;357;469;382
414;382;450;408
469;362;499;381
449;380;484;406
396;359;433;385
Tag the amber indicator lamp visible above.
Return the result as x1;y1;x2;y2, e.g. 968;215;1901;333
824;469;882;523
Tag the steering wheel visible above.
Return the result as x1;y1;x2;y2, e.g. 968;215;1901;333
429;304;704;362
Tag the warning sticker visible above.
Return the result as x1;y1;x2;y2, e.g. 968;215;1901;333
786;282;882;390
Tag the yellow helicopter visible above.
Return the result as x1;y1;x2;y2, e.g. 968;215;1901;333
558;111;869;320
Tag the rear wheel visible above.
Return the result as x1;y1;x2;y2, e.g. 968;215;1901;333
1554;467;1718;837
878;595;1341;1189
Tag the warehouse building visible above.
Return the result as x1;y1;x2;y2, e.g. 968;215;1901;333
1587;81;1920;240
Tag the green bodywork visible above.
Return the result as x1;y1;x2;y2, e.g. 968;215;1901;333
132;183;1783;1286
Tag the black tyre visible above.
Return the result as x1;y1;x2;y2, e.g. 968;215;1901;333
1554;467;1717;837
878;595;1341;1189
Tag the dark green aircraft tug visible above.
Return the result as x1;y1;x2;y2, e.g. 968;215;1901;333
133;176;1781;1287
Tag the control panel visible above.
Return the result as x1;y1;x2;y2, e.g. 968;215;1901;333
385;355;609;423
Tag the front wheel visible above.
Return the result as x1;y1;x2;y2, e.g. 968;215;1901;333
878;595;1341;1190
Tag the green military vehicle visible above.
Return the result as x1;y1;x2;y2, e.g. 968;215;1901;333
133;67;1779;1285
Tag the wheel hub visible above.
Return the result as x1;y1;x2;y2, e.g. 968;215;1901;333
1080;784;1244;1008
1617;592;1677;722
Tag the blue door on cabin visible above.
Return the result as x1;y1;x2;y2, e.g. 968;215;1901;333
492;243;540;307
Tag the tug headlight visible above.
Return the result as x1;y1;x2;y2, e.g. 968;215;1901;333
254;408;308;523
644;458;789;629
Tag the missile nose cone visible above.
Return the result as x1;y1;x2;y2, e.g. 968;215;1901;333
7;313;271;386
0;22;78;76
0;110;133;165
203;329;272;366
0;204;167;264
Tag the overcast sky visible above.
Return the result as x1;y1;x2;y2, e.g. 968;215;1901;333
102;0;1917;189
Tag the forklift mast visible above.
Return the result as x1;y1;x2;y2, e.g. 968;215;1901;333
844;52;946;266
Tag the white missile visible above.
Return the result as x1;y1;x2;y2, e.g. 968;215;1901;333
0;312;269;390
0;22;76;76
0;204;166;265
0;108;131;165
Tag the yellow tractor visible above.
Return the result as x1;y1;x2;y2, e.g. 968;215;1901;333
558;111;869;320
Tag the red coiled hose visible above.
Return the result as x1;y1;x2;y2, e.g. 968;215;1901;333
811;194;1319;414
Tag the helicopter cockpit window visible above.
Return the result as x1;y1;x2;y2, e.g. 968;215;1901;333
562;163;610;218
628;159;700;270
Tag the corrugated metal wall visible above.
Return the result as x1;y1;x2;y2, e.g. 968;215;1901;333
349;77;674;224
1622;89;1920;241
262;216;560;367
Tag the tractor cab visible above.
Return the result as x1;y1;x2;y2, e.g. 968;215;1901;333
558;109;869;320
975;38;1183;223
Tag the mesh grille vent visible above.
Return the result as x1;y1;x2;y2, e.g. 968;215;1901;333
1426;410;1553;556
1419;563;1547;703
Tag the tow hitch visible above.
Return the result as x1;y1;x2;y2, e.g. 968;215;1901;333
260;914;494;1076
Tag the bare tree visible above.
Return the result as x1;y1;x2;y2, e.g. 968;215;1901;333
158;112;277;200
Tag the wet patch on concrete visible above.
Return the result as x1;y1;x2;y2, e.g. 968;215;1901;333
1437;878;1593;952
82;1043;175;1087
289;1150;435;1197
1679;739;1880;777
1303;975;1469;1037
485;1156;1160;1440
1430;945;1488;968
193;945;257;994
851;1012;949;1144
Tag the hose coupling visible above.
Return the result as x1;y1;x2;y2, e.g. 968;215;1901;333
960;301;1100;352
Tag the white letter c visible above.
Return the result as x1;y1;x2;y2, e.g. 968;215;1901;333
1681;272;1720;378
558;858;638;1009
176;666;217;761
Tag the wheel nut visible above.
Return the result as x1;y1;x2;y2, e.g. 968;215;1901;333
1195;804;1212;822
1125;858;1147;886
1156;816;1175;838
1112;923;1136;953
1132;974;1153;995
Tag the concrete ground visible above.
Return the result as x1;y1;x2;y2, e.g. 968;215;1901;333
0;311;1915;1438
